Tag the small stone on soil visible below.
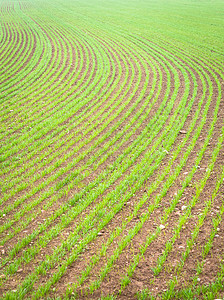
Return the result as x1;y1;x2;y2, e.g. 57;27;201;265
181;205;187;211
179;130;187;134
17;269;23;273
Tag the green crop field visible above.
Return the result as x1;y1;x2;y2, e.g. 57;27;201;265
0;0;223;298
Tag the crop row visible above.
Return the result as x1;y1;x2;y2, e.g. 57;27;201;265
1;1;223;299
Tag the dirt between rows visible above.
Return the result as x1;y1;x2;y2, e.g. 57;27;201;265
0;31;157;229
47;74;224;299
1;27;224;299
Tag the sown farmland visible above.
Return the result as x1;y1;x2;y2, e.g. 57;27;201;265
0;0;224;298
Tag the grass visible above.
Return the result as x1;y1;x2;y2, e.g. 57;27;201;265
0;0;223;299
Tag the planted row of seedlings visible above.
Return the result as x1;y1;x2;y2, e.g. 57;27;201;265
0;8;186;276
41;32;222;298
1;1;223;299
92;35;224;299
0;24;170;253
0;17;168;231
88;34;222;298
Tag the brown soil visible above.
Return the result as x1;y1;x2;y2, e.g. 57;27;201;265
0;10;223;300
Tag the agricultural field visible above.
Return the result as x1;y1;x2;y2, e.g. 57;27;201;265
0;0;224;298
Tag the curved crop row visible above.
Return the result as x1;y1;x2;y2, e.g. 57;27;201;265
0;0;223;299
